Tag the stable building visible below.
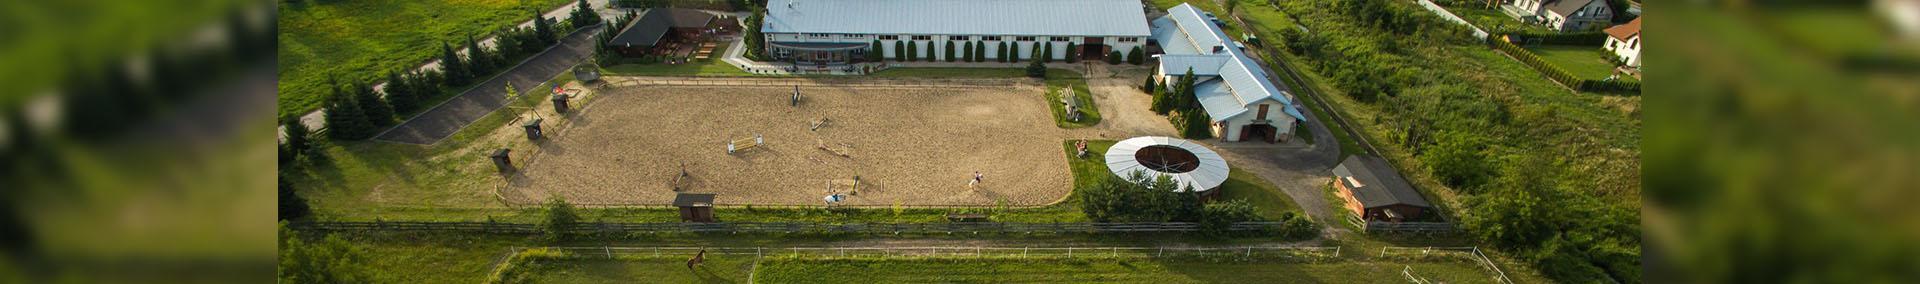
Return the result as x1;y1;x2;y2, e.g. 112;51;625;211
608;8;732;57
1331;155;1434;222
760;0;1152;63
1150;3;1306;143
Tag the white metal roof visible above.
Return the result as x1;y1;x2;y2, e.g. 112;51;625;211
1104;136;1231;192
1151;3;1306;122
763;0;1152;37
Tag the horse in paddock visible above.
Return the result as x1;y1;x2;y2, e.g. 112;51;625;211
686;249;706;272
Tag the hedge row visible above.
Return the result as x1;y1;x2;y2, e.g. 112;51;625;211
1486;37;1639;94
1499;31;1609;45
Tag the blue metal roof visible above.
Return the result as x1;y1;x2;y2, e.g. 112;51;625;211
1153;3;1305;123
764;0;1152;37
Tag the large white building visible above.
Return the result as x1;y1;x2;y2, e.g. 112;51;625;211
1151;3;1305;143
760;0;1151;63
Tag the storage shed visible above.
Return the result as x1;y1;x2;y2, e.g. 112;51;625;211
672;193;717;222
1331;155;1434;222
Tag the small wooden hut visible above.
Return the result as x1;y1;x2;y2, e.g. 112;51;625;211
673;193;717;222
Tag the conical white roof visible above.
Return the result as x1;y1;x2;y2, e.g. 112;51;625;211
1103;136;1230;192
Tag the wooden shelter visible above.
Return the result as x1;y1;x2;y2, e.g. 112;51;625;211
673;193;717;222
1331;155;1434;222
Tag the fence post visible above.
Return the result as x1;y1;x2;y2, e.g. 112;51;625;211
1068;248;1073;258
605;246;612;258
1112;247;1118;257
1024;247;1029;258
1158;247;1164;257
1245;247;1252;260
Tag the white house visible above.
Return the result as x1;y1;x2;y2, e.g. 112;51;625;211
759;0;1151;63
1603;17;1641;68
1150;3;1305;143
1502;0;1612;31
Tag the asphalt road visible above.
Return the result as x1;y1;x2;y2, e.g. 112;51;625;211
373;25;603;145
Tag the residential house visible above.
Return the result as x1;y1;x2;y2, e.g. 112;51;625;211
1604;17;1641;68
1502;0;1613;31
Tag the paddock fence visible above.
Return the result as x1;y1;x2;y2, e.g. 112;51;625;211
1379;247;1516;284
1347;215;1458;233
532;245;1342;262
296;221;1297;234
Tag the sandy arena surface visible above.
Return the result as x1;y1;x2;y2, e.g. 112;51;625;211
504;84;1082;206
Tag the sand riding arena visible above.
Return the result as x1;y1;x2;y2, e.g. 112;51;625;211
502;81;1078;207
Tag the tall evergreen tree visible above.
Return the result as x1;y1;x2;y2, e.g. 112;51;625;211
467;35;493;75
1142;76;1157;93
1181;109;1213;139
1065;42;1079;63
973;42;985;62
869;40;884;62
894;41;906;61
907;40;919;61
570;0;602;29
323;79;371;140
279;177;311;221
383;71;417;113
1150;79;1173;115
742;11;766;60
532;9;556;45
997;42;1008;62
440;42;468;85
963;41;975;62
354;82;394;127
1039;42;1053;63
1175;68;1198;111
283;116;314;155
1026;59;1047;78
945;40;956;62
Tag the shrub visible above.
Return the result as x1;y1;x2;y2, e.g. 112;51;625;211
1127;46;1145;65
1107;50;1123;64
540;197;580;242
997;42;1008;62
1080;172;1204;222
907;41;919;61
868;40;884;62
1065;42;1079;63
278;178;310;221
1422;131;1493;190
1141;76;1156;93
962;41;975;62
1199;199;1264;237
1026;60;1047;78
945;40;957;62
278;224;369;283
894;41;906;61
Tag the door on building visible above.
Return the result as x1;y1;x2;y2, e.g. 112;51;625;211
1240;124;1278;143
1081;37;1109;60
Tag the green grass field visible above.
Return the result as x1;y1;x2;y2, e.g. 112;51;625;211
512;256;756;283
753;257;1503;283
1525;45;1618;80
278;0;571;119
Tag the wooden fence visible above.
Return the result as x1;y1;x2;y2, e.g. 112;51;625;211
295;221;1295;234
535;245;1343;261
1347;215;1457;233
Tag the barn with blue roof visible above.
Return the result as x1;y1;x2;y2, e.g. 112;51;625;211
1149;3;1306;143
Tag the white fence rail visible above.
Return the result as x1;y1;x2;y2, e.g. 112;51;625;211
1413;0;1491;39
535;245;1343;261
1379;247;1515;284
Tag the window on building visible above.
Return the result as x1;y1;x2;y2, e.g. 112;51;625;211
809;33;832;38
1016;36;1035;41
1117;37;1140;43
879;35;899;40
1050;37;1069;42
983;36;1002;41
843;34;865;38
912;35;932;40
952;36;970;41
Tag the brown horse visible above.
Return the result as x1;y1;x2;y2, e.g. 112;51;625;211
685;249;706;272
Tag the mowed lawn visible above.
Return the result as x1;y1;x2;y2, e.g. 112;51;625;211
515;257;757;283
1525;45;1619;80
278;0;570;118
753;258;1504;283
